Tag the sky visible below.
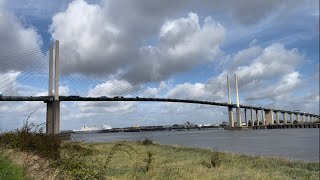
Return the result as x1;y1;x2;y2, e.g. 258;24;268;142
0;0;319;131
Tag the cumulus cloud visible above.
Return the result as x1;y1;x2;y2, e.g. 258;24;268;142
88;80;139;97
49;0;133;76
0;3;43;72
123;13;224;83
50;2;225;83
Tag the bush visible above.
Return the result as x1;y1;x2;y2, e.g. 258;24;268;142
141;138;154;146
0;114;62;161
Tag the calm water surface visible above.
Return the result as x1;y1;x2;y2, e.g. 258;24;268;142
71;128;319;162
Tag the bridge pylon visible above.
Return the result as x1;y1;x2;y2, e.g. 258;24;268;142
46;40;60;134
227;75;234;127
234;74;242;127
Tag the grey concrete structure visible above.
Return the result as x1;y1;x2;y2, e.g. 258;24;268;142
302;114;305;123
296;114;299;124
250;108;254;127
276;111;280;125
290;113;293;124
46;40;60;134
265;110;274;125
256;110;259;126
234;74;242;127
283;112;287;124
53;40;60;134
46;45;54;134
228;107;234;127
245;108;248;126
262;110;265;125
227;75;234;127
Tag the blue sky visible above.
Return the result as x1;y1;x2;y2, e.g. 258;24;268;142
0;0;319;131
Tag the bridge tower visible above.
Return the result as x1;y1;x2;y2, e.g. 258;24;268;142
234;74;242;127
227;75;234;127
46;40;60;134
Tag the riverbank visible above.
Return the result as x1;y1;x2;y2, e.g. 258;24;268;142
0;131;319;179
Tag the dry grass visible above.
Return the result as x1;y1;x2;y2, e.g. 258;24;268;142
0;148;59;180
59;140;319;180
0;119;319;180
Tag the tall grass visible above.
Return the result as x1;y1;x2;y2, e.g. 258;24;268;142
0;154;26;179
0;118;319;179
0;119;62;161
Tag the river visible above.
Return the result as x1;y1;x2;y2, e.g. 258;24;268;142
71;128;319;162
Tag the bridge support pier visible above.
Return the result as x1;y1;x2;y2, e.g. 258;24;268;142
250;108;254;127
228;107;234;127
276;111;280;125
236;107;242;127
46;102;54;134
302;114;305;123
244;108;248;126
296;114;299;124
256;109;259;126
261;110;265;125
46;101;60;134
234;74;242;127
265;110;274;125
290;113;293;124
45;40;60;134
283;112;287;124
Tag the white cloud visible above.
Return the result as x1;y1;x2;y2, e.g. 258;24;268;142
123;12;225;83
88;80;138;97
0;3;43;72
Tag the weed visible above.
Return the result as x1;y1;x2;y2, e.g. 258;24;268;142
210;151;222;168
145;151;153;172
141;138;154;146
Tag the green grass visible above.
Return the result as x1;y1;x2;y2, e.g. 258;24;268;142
59;141;318;180
0;154;26;180
0;122;319;180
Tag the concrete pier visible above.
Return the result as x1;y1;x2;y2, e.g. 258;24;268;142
262;110;265;125
245;108;248;126
228;107;234;127
256;110;259;126
46;44;54;134
234;74;241;127
236;108;242;127
250;108;254;127
226;76;234;127
283;112;287;124
302;114;305;123
290;113;293;124
46;40;60;134
276;111;280;125
265;110;274;125
296;114;299;124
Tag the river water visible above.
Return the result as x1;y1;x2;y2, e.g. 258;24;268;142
71;128;319;162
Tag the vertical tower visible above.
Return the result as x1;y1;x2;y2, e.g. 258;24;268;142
53;40;60;134
227;75;234;127
46;40;60;134
46;44;54;134
234;74;242;127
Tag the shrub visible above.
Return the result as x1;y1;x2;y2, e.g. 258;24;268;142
141;138;154;146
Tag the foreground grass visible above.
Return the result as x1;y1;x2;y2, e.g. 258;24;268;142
58;141;319;180
0;127;319;179
0;154;26;180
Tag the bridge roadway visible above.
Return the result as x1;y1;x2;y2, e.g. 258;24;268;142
0;95;319;118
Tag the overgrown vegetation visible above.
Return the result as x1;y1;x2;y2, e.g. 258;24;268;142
0;154;26;180
0;120;319;179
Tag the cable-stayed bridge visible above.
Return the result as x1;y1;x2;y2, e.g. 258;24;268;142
0;40;319;134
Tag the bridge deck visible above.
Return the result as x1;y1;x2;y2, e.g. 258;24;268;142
0;96;319;117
